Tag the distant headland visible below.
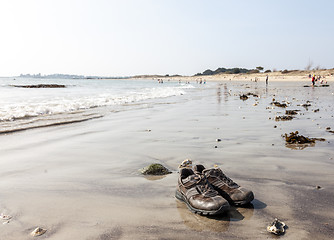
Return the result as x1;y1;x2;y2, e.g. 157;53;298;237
18;73;130;79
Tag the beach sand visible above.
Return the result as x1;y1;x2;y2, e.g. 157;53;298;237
0;75;333;239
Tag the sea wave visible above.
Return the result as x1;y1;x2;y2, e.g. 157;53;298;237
0;86;186;122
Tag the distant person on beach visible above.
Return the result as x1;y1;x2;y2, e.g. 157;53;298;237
312;75;315;86
266;75;268;85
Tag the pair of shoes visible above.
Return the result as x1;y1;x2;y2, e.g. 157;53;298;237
175;164;254;215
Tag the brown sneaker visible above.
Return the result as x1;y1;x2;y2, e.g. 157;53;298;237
194;165;254;206
175;168;230;215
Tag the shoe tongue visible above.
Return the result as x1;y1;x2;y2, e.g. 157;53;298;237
203;168;222;177
204;168;239;187
182;174;201;186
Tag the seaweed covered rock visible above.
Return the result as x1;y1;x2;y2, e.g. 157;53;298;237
283;131;325;144
140;163;172;175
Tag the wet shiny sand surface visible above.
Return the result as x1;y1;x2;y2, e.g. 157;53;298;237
0;81;333;239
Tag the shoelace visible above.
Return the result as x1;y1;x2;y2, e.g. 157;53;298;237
195;175;217;197
214;169;239;187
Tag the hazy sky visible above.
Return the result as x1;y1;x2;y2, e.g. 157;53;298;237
0;0;333;76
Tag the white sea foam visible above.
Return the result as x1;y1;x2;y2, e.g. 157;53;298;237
0;83;187;122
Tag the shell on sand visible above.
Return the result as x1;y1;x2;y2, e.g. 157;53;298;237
267;218;286;235
30;227;47;237
0;214;12;220
179;159;192;168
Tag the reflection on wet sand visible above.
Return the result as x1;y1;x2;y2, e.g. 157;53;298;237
176;201;230;232
285;142;316;150
176;201;256;232
216;85;221;104
142;175;167;181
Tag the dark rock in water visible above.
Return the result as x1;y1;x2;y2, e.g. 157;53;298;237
275;115;294;121
313;109;320;112
316;185;322;189
283;131;325;144
304;85;329;87
240;94;248;100
11;84;66;88
286;110;299;115
140;163;172;175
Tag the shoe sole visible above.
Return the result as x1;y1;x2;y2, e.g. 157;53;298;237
175;190;229;216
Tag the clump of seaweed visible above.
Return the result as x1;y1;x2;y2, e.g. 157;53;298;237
246;92;259;98
283;131;325;144
326;127;334;134
271;101;287;108
285;110;299;115
275;115;294;121
301;103;311;108
240;94;248;100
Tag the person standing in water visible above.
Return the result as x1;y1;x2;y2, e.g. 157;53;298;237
266;75;268;85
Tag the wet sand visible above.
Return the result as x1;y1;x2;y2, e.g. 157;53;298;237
0;79;333;239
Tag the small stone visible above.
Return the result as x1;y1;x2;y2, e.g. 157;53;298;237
216;138;222;142
316;185;321;189
0;214;12;221
31;227;47;237
274;125;277;128
214;146;218;148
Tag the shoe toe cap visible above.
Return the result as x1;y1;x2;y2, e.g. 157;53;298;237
190;195;229;211
231;187;254;202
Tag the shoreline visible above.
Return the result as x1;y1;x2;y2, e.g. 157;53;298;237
131;69;334;83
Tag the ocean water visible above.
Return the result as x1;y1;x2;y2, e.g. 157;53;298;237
0;77;194;133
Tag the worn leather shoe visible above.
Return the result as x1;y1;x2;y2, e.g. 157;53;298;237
175;168;230;215
194;165;254;206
